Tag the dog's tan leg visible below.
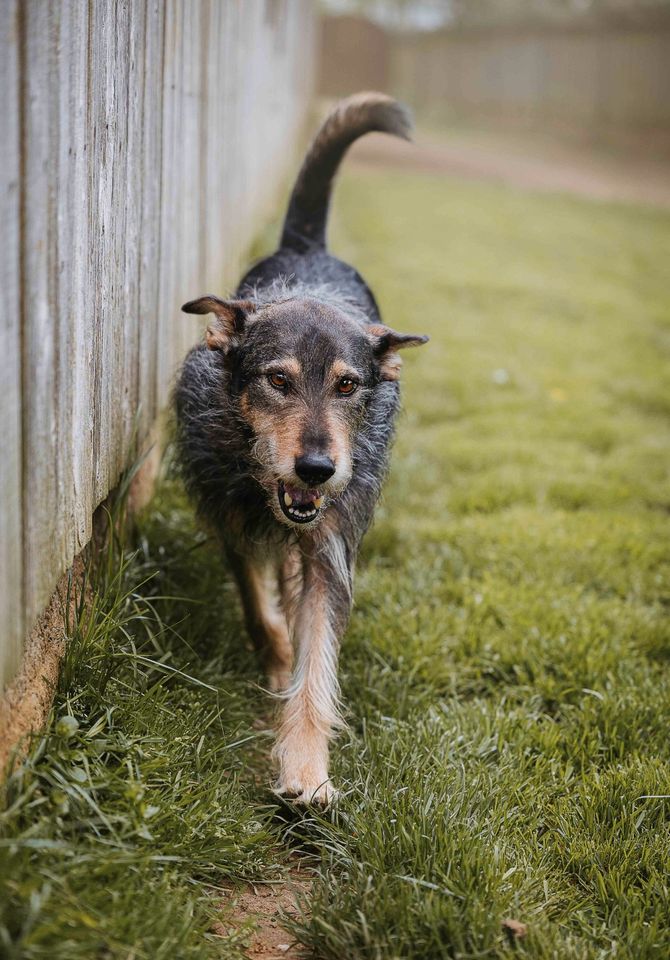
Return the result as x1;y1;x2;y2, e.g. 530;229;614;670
273;534;351;804
228;551;293;692
279;546;302;632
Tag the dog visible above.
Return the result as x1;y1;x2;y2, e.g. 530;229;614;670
174;93;428;804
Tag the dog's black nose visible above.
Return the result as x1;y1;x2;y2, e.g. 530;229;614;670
295;453;336;486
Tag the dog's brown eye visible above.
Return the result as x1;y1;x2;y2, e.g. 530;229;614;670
268;372;288;391
337;378;357;396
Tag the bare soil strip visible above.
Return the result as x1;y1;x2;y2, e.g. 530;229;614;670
216;866;311;959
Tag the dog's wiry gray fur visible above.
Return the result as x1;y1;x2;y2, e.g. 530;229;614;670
174;93;426;804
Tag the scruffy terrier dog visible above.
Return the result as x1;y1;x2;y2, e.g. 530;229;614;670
175;93;427;804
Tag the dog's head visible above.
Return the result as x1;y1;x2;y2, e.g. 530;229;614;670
182;293;427;528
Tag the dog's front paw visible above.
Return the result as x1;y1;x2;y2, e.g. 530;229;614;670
275;757;337;807
273;727;335;805
275;772;337;807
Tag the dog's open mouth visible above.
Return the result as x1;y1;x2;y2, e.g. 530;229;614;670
278;481;323;524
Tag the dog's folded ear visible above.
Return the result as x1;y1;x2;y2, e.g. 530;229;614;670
182;296;257;352
366;324;429;381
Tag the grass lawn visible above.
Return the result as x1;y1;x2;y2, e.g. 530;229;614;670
2;165;670;959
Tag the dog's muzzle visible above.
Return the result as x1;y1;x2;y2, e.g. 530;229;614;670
277;481;324;524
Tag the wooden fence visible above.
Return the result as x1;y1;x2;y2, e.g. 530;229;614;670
318;14;670;148
0;0;315;693
394;18;670;145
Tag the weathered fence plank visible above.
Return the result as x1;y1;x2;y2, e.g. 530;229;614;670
21;0;62;629
0;0;24;692
1;0;315;695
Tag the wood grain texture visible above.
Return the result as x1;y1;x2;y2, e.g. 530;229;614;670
0;0;24;691
1;0;315;692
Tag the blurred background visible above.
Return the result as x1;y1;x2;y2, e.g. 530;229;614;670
316;0;670;205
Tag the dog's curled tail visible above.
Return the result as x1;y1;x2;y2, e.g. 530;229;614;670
280;92;412;252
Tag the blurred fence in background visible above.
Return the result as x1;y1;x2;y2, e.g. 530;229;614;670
319;15;391;95
320;13;670;152
0;0;315;693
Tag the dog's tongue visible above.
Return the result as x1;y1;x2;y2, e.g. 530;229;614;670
284;484;319;506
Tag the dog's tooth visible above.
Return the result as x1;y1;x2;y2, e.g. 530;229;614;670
314;497;323;509
284;492;293;507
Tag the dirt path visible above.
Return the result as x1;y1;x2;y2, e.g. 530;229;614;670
215;866;311;960
348;126;670;209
